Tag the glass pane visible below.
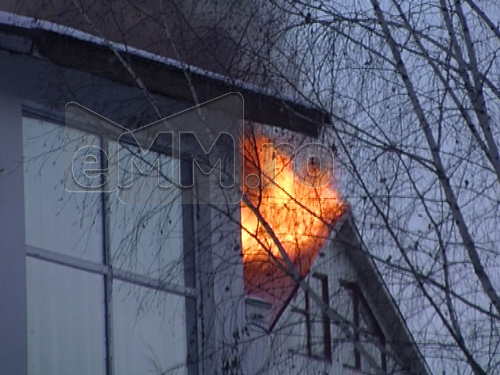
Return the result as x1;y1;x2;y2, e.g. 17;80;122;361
26;257;106;375
109;199;184;282
116;141;180;205
359;301;375;331
288;291;308;354
23;117;103;262
359;334;383;371
289;311;308;354
337;287;356;367
113;281;188;375
309;275;323;298
310;313;325;357
308;275;327;357
109;143;184;283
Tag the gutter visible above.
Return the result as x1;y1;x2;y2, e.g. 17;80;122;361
0;11;328;137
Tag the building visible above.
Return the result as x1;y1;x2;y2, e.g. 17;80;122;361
0;5;429;375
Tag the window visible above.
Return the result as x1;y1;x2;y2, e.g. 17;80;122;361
291;273;332;360
22;115;198;375
342;282;386;372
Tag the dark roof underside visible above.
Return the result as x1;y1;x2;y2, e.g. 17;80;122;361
0;22;328;137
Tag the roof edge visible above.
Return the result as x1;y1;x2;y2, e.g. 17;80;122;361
337;214;432;375
0;11;329;136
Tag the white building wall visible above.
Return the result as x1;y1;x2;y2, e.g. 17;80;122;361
241;219;406;375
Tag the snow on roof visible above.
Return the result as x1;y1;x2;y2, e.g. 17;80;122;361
0;10;317;110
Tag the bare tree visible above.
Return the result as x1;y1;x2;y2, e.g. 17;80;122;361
240;1;500;374
12;0;500;374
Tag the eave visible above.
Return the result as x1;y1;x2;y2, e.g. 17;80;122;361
0;11;329;137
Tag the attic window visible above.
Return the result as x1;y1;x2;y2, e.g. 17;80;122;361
291;273;332;361
342;282;387;372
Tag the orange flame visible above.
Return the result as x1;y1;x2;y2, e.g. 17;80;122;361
241;134;346;323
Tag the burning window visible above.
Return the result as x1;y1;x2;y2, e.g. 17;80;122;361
241;131;346;325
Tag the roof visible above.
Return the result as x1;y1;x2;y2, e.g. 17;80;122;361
0;11;329;136
337;214;431;375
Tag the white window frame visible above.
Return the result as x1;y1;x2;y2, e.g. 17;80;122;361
21;106;200;375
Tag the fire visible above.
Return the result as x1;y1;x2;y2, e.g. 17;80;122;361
241;134;346;323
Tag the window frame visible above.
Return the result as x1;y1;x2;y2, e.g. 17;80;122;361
22;107;199;375
341;281;387;372
291;272;332;361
